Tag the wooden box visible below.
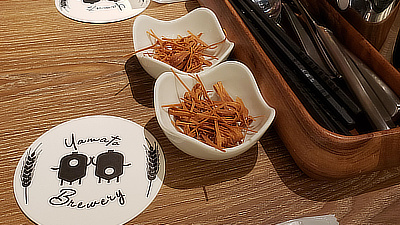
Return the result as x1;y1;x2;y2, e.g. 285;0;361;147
199;0;400;179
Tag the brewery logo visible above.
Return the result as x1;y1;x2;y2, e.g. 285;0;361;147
13;116;165;225
55;0;150;24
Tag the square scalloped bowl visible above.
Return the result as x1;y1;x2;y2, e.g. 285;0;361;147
154;61;276;160
132;7;234;79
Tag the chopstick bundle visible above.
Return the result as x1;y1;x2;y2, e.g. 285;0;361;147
290;0;397;130
229;0;362;134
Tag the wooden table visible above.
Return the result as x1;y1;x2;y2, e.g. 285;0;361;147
2;0;400;224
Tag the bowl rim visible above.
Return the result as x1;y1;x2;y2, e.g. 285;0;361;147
154;60;276;157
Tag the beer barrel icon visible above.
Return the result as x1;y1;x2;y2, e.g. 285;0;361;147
92;150;131;183
52;152;89;185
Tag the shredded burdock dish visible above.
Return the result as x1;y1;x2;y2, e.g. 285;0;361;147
133;30;227;73
163;70;256;151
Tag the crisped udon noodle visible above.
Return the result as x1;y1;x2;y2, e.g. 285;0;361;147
163;70;256;151
133;30;226;73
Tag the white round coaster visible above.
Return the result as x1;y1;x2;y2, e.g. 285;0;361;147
152;0;188;3
14;115;165;225
55;0;150;23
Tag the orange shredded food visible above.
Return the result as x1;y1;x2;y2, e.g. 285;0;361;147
133;30;226;73
163;70;256;151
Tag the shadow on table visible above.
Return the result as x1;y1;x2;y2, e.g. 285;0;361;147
124;56;155;108
125;56;258;190
144;116;258;190
259;128;400;202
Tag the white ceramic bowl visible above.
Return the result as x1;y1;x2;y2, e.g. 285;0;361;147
133;7;234;79
154;61;276;160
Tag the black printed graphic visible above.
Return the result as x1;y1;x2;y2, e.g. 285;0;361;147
52;150;131;185
92;150;131;183
60;0;69;10
83;0;119;3
83;0;100;4
20;143;42;205
64;133;121;152
52;152;91;185
144;138;159;197
48;188;126;209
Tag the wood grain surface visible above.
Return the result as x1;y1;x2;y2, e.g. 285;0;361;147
2;0;400;224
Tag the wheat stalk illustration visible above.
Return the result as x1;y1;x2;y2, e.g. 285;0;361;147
20;143;42;205
144;137;159;198
60;0;69;11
